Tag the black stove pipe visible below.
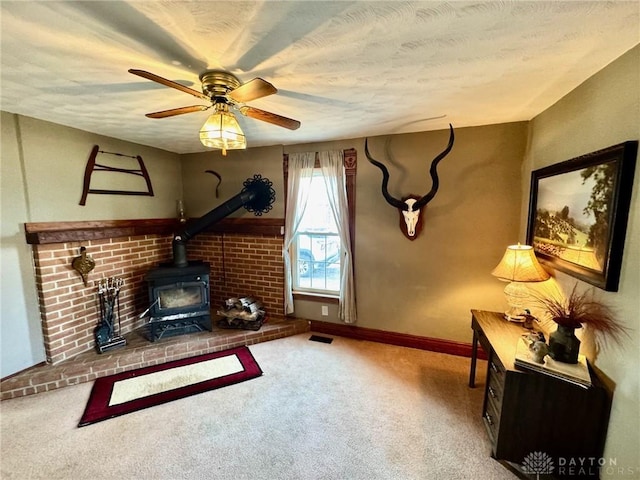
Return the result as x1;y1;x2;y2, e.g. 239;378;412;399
172;175;275;268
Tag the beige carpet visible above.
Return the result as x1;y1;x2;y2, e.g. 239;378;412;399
0;333;516;480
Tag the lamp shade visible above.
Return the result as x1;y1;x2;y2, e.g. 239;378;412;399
491;244;549;283
199;104;246;153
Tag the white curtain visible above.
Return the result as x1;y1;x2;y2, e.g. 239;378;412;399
283;151;357;323
318;151;357;323
283;152;316;315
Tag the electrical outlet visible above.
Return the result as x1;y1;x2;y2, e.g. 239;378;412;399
321;305;329;316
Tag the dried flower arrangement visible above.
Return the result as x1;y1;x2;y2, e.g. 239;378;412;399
534;284;629;347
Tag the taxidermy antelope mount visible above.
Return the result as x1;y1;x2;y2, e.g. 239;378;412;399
365;124;455;240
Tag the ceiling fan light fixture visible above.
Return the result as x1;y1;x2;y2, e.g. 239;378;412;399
199;104;246;155
129;68;300;151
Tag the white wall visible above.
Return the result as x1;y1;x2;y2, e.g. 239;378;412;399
524;45;639;476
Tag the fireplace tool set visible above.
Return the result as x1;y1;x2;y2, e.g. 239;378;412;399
94;277;127;353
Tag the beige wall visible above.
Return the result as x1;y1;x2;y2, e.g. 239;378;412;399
182;122;528;343
0;113;183;376
1;113;44;375
15;115;183;222
180;145;285;218
354;123;527;341
524;45;639;475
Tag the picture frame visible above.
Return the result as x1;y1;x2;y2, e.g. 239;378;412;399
526;141;638;291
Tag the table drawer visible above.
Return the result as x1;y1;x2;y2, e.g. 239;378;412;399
483;393;501;444
484;352;504;447
488;353;505;388
487;366;504;412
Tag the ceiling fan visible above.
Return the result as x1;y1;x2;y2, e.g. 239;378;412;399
129;69;301;153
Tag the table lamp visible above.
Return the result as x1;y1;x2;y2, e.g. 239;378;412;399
491;244;549;321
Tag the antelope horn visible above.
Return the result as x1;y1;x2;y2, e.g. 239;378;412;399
412;124;455;210
365;138;407;211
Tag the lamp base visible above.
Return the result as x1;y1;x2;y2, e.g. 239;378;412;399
502;282;530;323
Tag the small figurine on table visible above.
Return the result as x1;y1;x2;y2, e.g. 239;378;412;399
523;331;548;364
522;309;539;330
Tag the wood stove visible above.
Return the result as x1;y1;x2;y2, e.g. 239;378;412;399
144;261;211;341
142;174;275;342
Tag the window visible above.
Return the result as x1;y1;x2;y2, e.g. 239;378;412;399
283;149;357;323
293;171;341;294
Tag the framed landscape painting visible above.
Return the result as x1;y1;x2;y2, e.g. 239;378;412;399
526;141;638;291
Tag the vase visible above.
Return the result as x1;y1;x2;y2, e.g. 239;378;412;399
548;324;581;364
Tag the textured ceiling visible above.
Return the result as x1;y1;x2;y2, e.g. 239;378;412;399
1;1;638;154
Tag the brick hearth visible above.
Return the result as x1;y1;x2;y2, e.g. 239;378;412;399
29;227;286;366
1;317;309;400
3;218;301;401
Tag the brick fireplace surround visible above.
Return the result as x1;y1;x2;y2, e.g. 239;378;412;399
1;218;309;400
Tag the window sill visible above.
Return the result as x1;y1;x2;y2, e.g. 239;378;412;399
292;292;339;304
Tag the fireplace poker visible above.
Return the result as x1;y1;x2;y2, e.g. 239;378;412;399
139;298;159;319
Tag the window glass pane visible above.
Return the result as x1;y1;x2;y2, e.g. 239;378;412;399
298;172;338;234
295;233;340;292
294;172;341;294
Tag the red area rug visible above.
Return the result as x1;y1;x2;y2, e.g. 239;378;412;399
78;346;262;427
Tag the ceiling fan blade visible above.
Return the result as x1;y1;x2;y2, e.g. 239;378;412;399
228;78;277;103
239;106;301;130
146;105;210;119
129;69;209;100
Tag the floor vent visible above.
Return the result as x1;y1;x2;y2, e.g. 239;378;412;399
309;335;333;344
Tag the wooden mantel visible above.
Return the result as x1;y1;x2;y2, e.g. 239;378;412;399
25;218;285;244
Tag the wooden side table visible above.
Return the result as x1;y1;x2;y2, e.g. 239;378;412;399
469;309;612;478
